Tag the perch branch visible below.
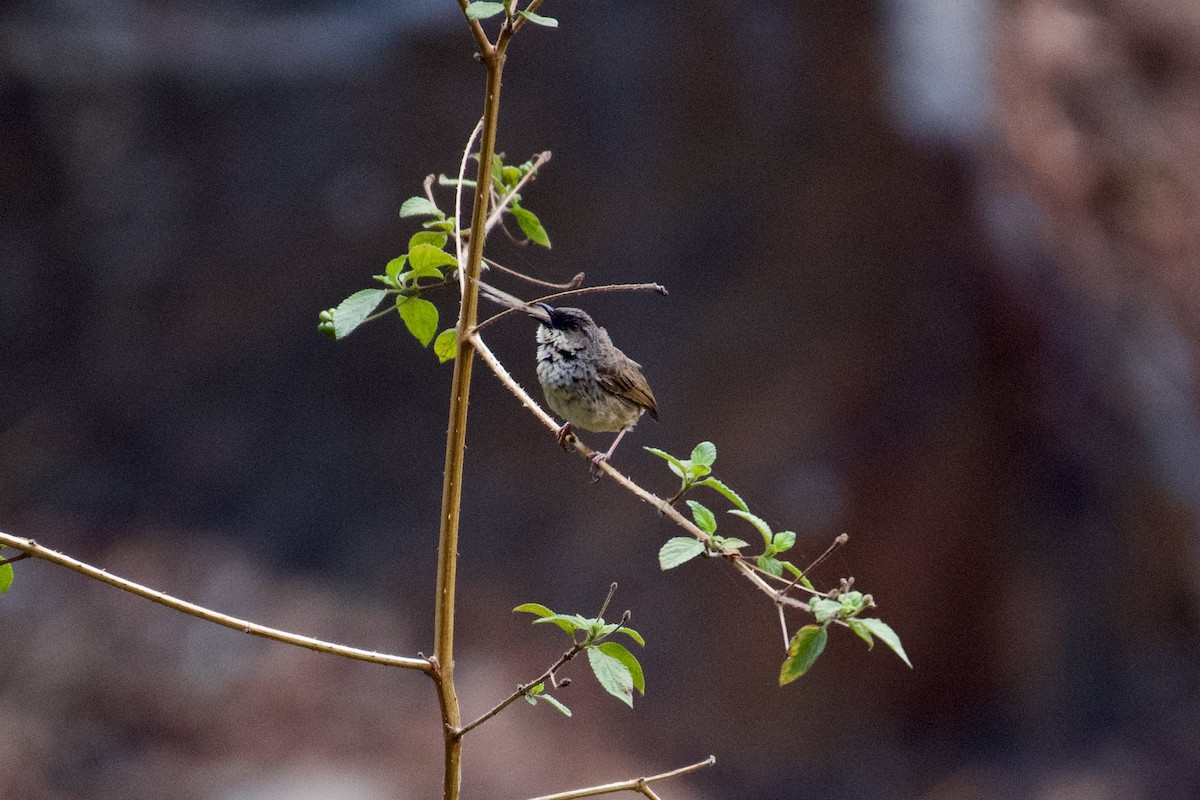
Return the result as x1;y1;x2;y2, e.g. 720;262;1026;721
465;333;810;614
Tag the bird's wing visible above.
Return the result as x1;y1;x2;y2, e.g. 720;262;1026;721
599;356;659;421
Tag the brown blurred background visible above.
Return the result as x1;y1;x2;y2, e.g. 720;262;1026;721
3;1;1200;798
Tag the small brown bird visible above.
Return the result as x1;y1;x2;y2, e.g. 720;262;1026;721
528;302;658;476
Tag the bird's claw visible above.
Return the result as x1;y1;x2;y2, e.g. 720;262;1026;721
556;422;575;451
588;452;609;482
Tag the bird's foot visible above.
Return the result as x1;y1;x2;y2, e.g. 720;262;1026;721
555;422;575;451
588;451;609;482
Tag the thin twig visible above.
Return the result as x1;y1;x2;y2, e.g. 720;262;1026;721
595;581;618;620
483;150;552;235
472;282;668;334
0;531;432;672
484;256;584;290
525;756;716;800
455;0;493;54
772;532;850;603
454;642;584;739
0;550;31;566
508;0;550;37
454;118;486;296
466;333;810;614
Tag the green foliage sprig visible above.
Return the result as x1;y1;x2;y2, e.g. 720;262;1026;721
317;153;553;358
646;441;911;683
514;586;646;710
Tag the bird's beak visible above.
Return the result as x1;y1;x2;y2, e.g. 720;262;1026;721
473;277;553;324
527;302;555;325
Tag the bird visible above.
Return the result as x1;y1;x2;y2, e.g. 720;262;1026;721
529;303;658;477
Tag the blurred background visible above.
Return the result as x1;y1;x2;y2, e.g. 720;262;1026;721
3;0;1200;798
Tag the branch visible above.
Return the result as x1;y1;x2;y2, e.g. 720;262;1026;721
0;531;432;672
472;282;668;334
483;150;552;235
509;0;551;37
454;118;486;295
453;642;584;739
483;256;584;290
465;334;810;614
455;0;494;55
525;756;716;800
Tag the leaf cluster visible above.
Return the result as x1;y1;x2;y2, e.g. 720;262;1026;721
781;604;910;685
647;442;805;582
316;152;551;359
514;601;646;711
465;0;559;28
646;441;911;682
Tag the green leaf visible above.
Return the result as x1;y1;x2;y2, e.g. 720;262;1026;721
518;9;559;27
848;618;874;649
780;625;828;685
434;328;457;363
615;626;645;647
855;618;912;668
539;693;572;716
598;641;644;695
510;204;551;247
465;1;506;20
588;646;635;707
772;530;797;553
659;537;705;570
811;597;842;624
501;165;522;186
712;536;750;549
595;622;621;639
700;478;748;512
779;561;818;593
691;441;717;467
385;255;408;285
838;591;868;615
644;447;687;479
513;602;556;617
0;561;13;594
409;231;448;252
424;217;456;231
532;614;586;635
398;297;438;347
756;555;783;577
399;196;443;218
688;462;712;479
328;288;387;339
685;500;717;534
729;509;774;546
408;243;458;281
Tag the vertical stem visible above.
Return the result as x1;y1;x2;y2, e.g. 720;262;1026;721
433;43;507;800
